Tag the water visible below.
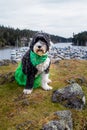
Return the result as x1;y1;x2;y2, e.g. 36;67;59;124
0;43;87;60
53;42;72;48
0;48;12;60
53;42;87;50
0;46;29;60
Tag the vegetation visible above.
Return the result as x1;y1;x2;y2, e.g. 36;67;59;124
0;60;87;129
73;31;87;46
0;25;70;48
0;26;36;48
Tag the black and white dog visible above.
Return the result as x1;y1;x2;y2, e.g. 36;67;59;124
22;32;52;94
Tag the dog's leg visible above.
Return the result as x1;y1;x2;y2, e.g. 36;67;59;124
47;78;52;83
41;73;52;90
23;74;35;94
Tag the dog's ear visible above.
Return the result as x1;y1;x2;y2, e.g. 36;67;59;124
30;32;40;50
44;33;53;48
30;33;37;51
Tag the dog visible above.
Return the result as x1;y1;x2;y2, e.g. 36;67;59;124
21;32;52;94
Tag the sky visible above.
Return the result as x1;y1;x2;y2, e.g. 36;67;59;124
0;0;87;38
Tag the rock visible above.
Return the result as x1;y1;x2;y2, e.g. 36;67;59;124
0;59;10;66
0;59;17;66
76;76;87;86
11;60;18;64
66;77;87;86
52;83;85;110
66;78;76;84
42;110;73;130
51;58;60;64
0;61;5;66
0;72;15;85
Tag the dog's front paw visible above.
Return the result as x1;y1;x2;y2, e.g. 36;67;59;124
42;85;52;91
23;89;33;94
47;79;52;83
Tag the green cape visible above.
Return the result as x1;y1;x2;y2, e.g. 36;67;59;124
15;51;47;89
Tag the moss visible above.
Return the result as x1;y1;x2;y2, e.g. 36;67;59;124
0;60;87;129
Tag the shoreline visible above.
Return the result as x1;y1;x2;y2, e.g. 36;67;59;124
0;45;15;50
0;43;87;61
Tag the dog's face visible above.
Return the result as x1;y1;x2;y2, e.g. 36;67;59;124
30;32;51;56
33;40;47;56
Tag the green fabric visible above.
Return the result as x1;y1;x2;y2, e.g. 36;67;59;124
30;51;47;66
15;63;27;86
15;62;41;88
15;51;47;88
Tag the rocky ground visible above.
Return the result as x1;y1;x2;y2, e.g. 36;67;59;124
0;59;87;130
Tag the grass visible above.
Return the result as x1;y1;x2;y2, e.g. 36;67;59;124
0;59;87;130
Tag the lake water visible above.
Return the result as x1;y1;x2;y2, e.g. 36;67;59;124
0;43;87;60
0;48;12;60
0;46;29;60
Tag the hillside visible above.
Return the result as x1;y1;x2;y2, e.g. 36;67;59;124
0;26;71;48
73;31;87;46
0;60;87;129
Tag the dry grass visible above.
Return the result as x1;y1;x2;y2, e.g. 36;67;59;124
0;59;87;130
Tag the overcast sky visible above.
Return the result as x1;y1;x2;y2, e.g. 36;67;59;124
0;0;87;38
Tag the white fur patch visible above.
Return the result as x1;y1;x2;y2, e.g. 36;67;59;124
41;73;52;90
36;57;52;90
23;89;33;94
36;57;50;76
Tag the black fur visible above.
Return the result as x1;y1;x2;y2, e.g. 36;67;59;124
22;32;51;90
22;50;38;89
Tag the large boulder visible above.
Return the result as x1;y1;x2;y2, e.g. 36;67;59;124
52;83;85;110
42;110;73;130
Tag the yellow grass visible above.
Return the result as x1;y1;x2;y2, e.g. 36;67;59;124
0;59;87;130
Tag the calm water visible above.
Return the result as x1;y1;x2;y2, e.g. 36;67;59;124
0;48;12;60
0;43;87;60
0;47;29;60
53;42;72;48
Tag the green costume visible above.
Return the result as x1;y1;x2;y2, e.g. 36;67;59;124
15;51;47;89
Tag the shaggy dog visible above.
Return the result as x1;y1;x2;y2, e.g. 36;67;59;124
17;32;52;94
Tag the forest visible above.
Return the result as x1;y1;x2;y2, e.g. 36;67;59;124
73;31;87;46
0;26;70;48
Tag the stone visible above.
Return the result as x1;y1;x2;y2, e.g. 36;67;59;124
42;110;73;130
66;78;76;84
66;77;87;87
0;59;17;66
0;72;15;85
52;83;85;110
76;76;87;86
51;58;60;64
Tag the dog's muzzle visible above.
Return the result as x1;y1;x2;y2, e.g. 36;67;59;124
36;48;45;56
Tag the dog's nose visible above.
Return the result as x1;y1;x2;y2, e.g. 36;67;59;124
38;45;42;48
